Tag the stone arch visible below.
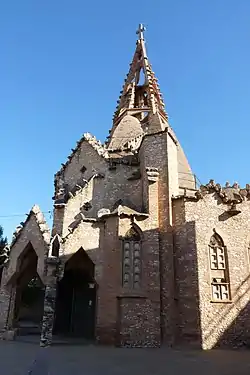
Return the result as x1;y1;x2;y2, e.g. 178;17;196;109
9;242;45;334
208;230;231;301
122;224;142;289
6;241;44;286
209;231;224;248
204;228;228;248
5;213;49;285
53;248;96;339
124;223;143;240
50;235;61;258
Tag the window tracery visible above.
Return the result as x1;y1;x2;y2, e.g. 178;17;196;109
209;232;230;301
122;226;141;289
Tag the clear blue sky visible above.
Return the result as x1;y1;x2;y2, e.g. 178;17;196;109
1;1;250;241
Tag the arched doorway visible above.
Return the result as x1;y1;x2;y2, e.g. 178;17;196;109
53;248;96;340
13;243;45;335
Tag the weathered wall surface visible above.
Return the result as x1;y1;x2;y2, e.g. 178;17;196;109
172;198;201;346
0;209;50;335
62;220;101;278
61;140;107;190
117;216;161;346
180;194;250;349
140;131;178;344
4;214;49;284
62;163;143;237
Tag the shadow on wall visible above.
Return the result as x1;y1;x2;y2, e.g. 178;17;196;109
173;220;202;348
203;273;250;349
173;217;250;350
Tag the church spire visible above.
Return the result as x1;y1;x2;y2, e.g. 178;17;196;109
112;24;168;125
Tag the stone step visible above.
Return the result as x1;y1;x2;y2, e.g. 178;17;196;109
16;321;41;336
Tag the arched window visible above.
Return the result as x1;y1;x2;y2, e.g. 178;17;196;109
209;232;230;301
51;235;60;257
122;226;141;289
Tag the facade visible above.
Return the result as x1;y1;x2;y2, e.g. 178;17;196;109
1;26;250;349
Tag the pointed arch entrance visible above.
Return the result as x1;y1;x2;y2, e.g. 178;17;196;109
13;242;45;334
53;248;96;339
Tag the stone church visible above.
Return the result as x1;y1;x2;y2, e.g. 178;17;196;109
1;25;250;350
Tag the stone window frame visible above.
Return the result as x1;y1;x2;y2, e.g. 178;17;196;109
209;231;231;303
211;279;230;301
209;245;226;270
50;235;61;258
122;225;142;290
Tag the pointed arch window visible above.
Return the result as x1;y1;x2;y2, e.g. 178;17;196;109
51;235;60;257
209;232;231;301
122;226;141;289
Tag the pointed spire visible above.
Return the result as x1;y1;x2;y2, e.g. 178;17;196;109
112;24;168;125
136;23;146;41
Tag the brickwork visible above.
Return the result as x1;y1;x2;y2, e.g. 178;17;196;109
3;26;249;351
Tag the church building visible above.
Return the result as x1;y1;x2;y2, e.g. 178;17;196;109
1;25;250;350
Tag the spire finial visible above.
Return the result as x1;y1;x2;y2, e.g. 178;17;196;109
136;24;146;40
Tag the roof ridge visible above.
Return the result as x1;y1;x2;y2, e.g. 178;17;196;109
56;133;108;178
10;205;51;248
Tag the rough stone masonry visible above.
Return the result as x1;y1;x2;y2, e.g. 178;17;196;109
0;25;249;350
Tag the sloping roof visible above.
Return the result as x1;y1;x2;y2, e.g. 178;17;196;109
10;205;51;248
56;132;108;178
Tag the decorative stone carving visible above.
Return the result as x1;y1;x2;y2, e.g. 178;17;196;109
93;172;105;179
82;201;92;211
146;167;159;183
196;180;250;208
53;176;69;205
56;133;108;182
97;208;111;218
122;226;142;289
0;245;10;267
10;205;50;247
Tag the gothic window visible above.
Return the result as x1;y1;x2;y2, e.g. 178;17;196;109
211;279;230;301
209;232;231;301
122;226;141;289
51;235;60;257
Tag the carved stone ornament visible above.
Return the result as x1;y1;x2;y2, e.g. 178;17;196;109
97;208;111;218
146;167;159;183
196;180;250;206
54;176;69;205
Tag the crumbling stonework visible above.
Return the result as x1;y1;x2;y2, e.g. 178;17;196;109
1;25;248;351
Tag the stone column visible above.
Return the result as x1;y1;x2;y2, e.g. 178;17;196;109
40;258;59;347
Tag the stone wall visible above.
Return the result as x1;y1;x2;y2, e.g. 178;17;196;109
176;193;250;349
172;198;201;346
5;213;49;284
61;163;143;238
140;130;178;344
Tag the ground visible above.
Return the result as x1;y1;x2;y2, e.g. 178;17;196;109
1;341;250;374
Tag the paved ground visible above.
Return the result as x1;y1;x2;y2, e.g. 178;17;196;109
1;340;250;375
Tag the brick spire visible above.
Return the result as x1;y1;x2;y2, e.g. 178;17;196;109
112;24;168;125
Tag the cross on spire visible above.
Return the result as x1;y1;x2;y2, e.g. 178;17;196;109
136;24;146;40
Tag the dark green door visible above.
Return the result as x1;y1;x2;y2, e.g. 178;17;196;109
70;284;96;338
54;269;96;339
